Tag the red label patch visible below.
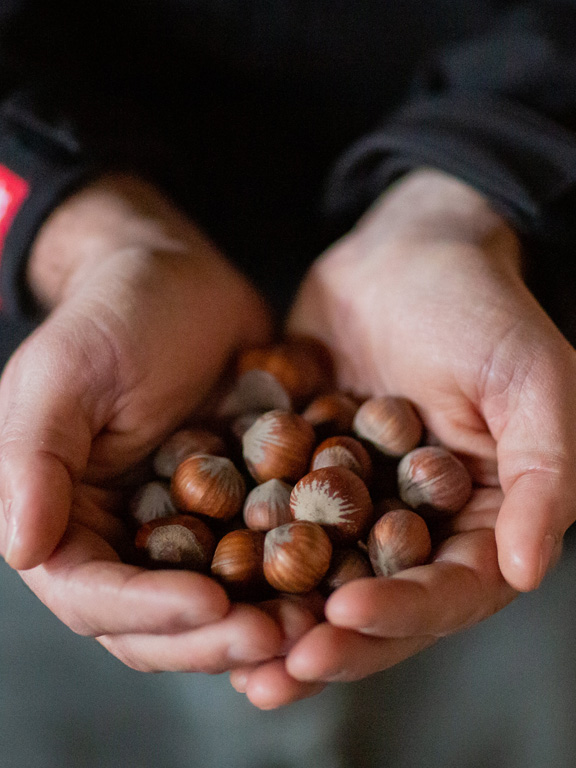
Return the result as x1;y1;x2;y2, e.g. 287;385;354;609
0;164;29;258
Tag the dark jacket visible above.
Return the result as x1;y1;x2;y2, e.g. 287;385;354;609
1;0;576;328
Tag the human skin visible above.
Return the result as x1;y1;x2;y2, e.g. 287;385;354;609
229;168;576;708
0;173;320;673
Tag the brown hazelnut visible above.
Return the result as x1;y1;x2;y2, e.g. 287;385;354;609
320;547;374;594
211;529;266;599
129;481;176;525
367;508;432;576
289;466;373;544
153;428;227;478
237;335;334;408
263;520;332;594
397;446;473;517
135;514;216;570
301;392;359;438
171;454;246;520
310;435;372;482
242;478;293;531
242;409;316;484
353;395;423;457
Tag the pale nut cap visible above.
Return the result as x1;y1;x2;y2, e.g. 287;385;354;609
135;514;216;570
129;481;176;525
353;395;423;457
311;435;372;482
243;478;293;530
290;466;373;545
397;446;473;516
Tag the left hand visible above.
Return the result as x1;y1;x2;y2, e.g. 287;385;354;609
229;168;576;708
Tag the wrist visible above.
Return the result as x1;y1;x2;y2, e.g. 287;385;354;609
355;168;523;277
26;173;205;311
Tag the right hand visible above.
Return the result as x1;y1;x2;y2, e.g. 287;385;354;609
0;173;314;673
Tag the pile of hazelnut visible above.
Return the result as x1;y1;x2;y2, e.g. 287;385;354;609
130;337;473;601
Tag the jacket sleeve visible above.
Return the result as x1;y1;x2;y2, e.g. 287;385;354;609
0;1;172;320
325;1;576;248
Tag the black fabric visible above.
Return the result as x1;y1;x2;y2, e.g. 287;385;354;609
0;95;98;319
0;0;576;334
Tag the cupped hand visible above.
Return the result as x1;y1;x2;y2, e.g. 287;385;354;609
230;167;576;707
0;173;307;672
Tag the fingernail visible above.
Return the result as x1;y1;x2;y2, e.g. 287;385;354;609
0;498;16;565
538;534;558;585
230;672;248;693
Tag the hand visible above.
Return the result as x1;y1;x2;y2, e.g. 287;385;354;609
229;168;576;707
0;173;306;672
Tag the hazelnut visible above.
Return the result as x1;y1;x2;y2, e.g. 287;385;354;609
290;466;373;544
242;478;293;531
320;547;374;594
263;520;332;594
310;435;372;482
301;392;359;438
211;529;266;599
171;454;246;520
129;481;176;525
397;446;473;516
217;369;292;419
242;409;316;484
135;514;216;570
353;395;423;457
153;428;227;478
367;508;432;576
237;335;334;408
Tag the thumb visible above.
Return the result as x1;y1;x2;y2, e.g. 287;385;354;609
0;346;94;570
490;344;576;592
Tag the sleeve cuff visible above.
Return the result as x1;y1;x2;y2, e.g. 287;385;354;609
0;98;98;320
324;94;576;242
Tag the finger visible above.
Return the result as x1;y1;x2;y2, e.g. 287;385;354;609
496;468;568;592
19;522;229;636
230;659;326;709
286;623;436;682
324;528;516;639
0;340;95;569
257;593;324;654
97;604;283;673
486;337;576;591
